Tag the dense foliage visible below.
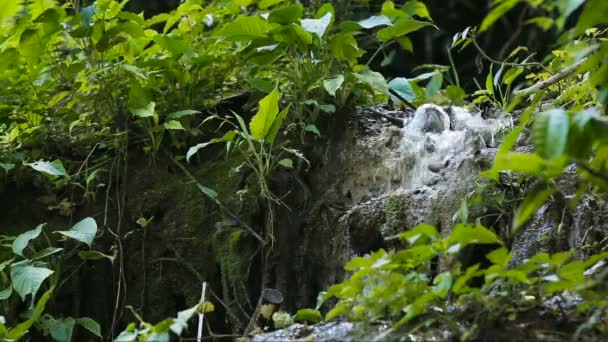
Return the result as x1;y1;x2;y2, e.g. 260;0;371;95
0;0;607;340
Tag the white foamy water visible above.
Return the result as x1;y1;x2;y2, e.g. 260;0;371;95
399;105;507;190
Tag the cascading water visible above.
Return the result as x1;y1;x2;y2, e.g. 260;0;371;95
399;105;508;190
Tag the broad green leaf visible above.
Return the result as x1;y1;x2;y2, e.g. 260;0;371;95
304;124;321;136
30;247;63;260
222;16;270;41
129;102;155;118
329;33;362;64
432;272;452;298
301;12;332;38
388;77;416;101
197;185;218;199
12;224;45;257
0;285;12;300
27;160;68;177
0;0;24;28
249;78;275;93
186;131;237;162
163;120;184;130
49;317;75;342
448;224;502;247
250;88;281;140
323;75;345;97
294;308;322;323
355;69;389;95
259;0;284;9
513;186;555;232
445;85;465;103
76;317;102;338
358;15;392;29
399;224;439;245
485;65;494;96
55;217;97;247
166;110;200;120
425;72;442;97
575;0;608;34
170;305;199;335
480;0;521;32
278;159;293;168
78;251;115;262
533;109;569;160
10;263;54;301
377;17;434;42
265;108;289;144
114;330;138;342
268;4;303;25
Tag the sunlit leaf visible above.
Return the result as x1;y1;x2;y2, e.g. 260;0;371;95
27;160;68;177
55;217;97;247
250;88;281;140
12;224;45;257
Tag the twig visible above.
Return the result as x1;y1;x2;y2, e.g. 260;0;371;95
471;34;549;71
514;45;601;97
368;108;404;127
197;282;208;342
168;154;266;245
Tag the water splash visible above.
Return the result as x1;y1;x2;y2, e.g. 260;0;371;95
399;105;507;190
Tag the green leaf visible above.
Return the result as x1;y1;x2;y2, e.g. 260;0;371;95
163;120;185;130
294;308;322;323
49;317;75;342
300;12;332;38
323;75;345;97
358;15;392;29
166;110;200;120
222;16;270;41
355;69;389;95
268;4;303;25
377;17;434;42
129;102;155;118
265;108;289;144
432;272;453;298
448;224;502;247
329;33;362;64
78;251;115;262
55;217;97;247
186;130;237;162
425;72;442;97
10;263;54;301
399;224;439;245
278;159;293;168
533;109;569;160
445;85;465;103
304;124;321;136
27;160;68;177
388;77;416;101
259;0;284;9
0;285;12;300
197;185;218;199
0;0;24;28
480;0;521;32
76;317;102;338
250;88;281;140
30;247;63;261
12;224;45;257
513;186;555;233
485;65;494;96
575;0;608;34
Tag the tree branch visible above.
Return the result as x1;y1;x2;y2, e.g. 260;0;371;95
513;45;601;98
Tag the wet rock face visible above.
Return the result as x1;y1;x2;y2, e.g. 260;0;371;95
251;322;355;342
